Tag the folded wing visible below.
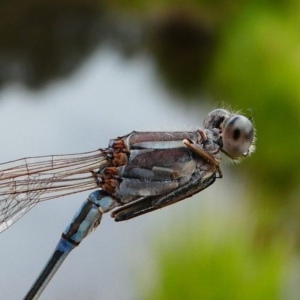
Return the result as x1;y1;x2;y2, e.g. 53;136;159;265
0;150;108;232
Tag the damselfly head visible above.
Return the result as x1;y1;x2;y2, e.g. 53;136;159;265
204;108;255;160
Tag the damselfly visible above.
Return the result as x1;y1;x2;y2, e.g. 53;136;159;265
0;108;255;300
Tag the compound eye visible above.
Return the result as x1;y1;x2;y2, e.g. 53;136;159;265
222;115;254;158
203;109;231;130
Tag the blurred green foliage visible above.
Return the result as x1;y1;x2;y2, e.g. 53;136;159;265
210;4;300;194
208;1;300;253
142;215;288;300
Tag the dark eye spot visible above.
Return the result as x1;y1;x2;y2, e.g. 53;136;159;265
233;129;240;140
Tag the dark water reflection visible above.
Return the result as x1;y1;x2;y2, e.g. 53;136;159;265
0;2;108;88
0;2;215;96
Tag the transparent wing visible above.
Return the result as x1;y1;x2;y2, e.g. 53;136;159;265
0;150;109;232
